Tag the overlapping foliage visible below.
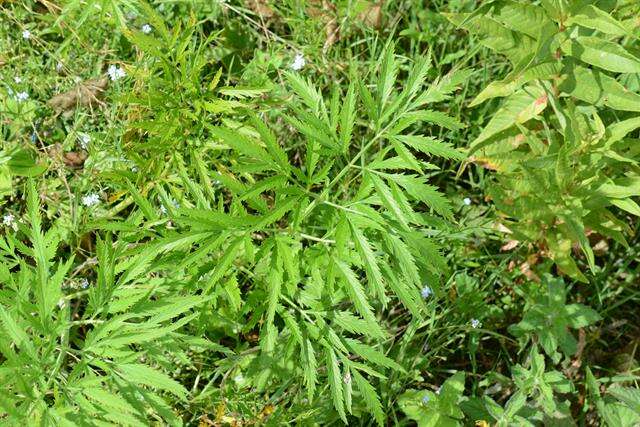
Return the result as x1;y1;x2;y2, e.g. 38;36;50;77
447;0;640;280
1;0;639;425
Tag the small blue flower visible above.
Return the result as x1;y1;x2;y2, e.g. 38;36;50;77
421;285;433;299
422;394;430;404
471;318;481;329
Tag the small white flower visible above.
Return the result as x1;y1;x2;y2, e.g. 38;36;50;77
471;318;481;329
56;62;63;72
79;133;91;149
107;64;126;81
22;30;31;39
15;91;29;102
81;193;100;207
141;24;152;34
233;374;244;383
422;395;430;404
421;285;433;299
343;372;351;385
14;76;22;83
291;53;306;71
80;278;89;289
2;213;15;227
159;205;167;215
463;197;472;206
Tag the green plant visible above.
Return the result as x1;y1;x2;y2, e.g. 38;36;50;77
2;1;639;425
145;42;469;424
398;372;466;427
510;274;600;362
447;0;640;280
586;367;640;426
472;348;575;426
0;182;223;424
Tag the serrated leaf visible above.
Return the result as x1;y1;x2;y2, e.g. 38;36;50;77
345;338;404;372
369;173;411;231
326;347;347;423
394;135;465;161
349;223;386;304
353;371;384;426
334;259;383;338
117;364;188;400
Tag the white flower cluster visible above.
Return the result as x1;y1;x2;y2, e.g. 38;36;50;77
107;64;126;81
291;53;305;71
82;193;100;207
15;91;29;102
2;213;16;227
79;133;91;150
421;285;433;299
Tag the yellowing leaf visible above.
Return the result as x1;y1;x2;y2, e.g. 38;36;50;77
471;84;547;149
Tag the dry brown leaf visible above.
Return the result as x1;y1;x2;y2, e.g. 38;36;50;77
307;0;340;52
469;155;502;171
494;223;513;234
358;1;383;29
564;328;586;379
592;239;609;255
48;77;108;115
519;261;540;282
63;151;88;169
246;0;275;19
500;240;519;251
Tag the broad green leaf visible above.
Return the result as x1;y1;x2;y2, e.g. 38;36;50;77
471;84;547;149
491;1;552;38
567;5;628;36
560;65;640;112
561;36;640;74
